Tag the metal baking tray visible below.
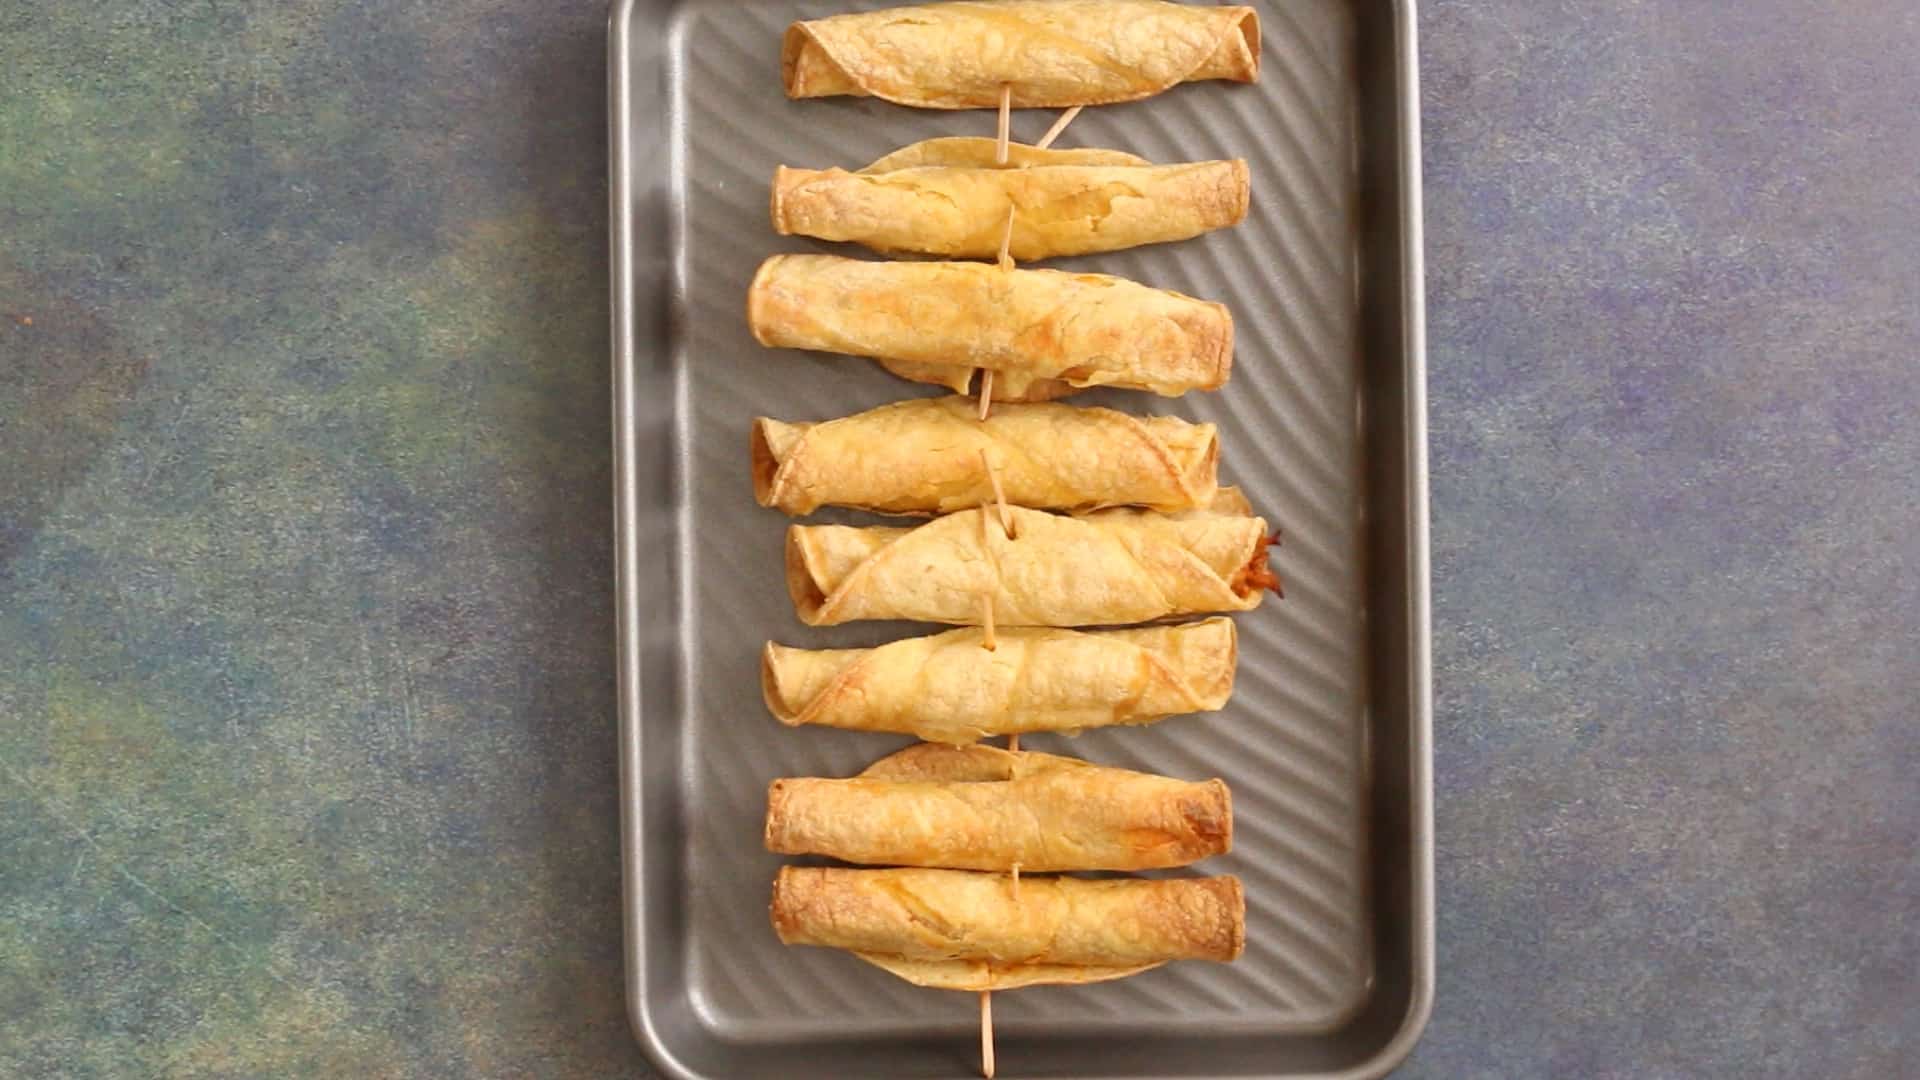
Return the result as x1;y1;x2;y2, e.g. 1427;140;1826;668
609;1;1431;1075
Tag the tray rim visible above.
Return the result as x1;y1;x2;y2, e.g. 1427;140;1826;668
608;0;1433;1075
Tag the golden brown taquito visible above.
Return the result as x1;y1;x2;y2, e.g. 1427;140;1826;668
782;1;1260;109
747;254;1233;400
771;151;1248;260
771;867;1245;967
766;743;1231;871
752;397;1219;516
762;620;1236;743
784;504;1279;626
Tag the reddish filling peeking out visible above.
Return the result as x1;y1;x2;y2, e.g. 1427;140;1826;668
1231;533;1284;599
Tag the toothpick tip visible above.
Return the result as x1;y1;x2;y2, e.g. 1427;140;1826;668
980;990;996;1078
1034;104;1083;150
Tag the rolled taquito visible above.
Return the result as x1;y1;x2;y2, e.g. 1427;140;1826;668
763;620;1236;743
771;145;1249;260
753;397;1219;516
783;0;1260;109
748;254;1232;399
772;867;1245;971
785;504;1279;626
767;743;1231;871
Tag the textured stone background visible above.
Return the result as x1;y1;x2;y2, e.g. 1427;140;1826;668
1;1;1914;1077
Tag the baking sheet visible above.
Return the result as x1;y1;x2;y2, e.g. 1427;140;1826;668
610;1;1431;1075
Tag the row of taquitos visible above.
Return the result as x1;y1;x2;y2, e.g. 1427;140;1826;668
757;404;1267;977
756;0;1269;1005
769;746;1243;990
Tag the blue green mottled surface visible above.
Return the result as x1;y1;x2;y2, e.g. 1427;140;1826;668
1;1;1914;1076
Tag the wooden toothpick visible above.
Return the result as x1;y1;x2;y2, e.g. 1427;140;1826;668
997;204;1017;271
1033;105;1083;150
978;449;1016;539
980;990;996;1079
977;82;1020;662
995;84;1012;165
980;81;1019;418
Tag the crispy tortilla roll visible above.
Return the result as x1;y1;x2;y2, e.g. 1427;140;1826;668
748;255;1233;399
771;151;1249;261
762;620;1236;743
766;743;1231;871
782;0;1260;109
753;397;1219;516
771;867;1245;966
785;505;1278;626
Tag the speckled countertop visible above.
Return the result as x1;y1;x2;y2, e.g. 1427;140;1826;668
2;2;1915;1077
